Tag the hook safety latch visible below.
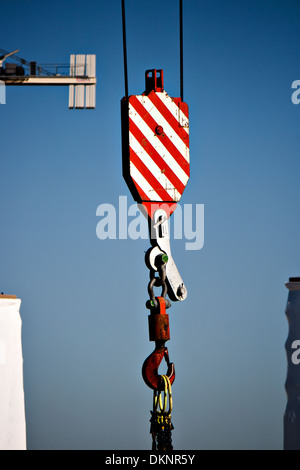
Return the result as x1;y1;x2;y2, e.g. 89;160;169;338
142;297;175;391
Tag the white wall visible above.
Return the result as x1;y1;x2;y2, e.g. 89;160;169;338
0;297;26;450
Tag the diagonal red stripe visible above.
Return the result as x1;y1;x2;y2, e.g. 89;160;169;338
147;92;189;147
132;180;150;201
131;149;174;202
129;117;185;195
130;95;190;178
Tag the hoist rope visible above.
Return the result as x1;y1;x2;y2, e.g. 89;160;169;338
121;0;129;100
121;0;184;101
180;0;184;101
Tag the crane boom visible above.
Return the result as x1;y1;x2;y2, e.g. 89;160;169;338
0;50;96;109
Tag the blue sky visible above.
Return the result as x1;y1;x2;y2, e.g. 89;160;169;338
1;0;300;449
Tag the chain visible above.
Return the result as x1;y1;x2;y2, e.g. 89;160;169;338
151;412;174;451
150;375;174;451
147;257;170;309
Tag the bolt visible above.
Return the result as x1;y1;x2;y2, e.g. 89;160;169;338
155;125;164;136
161;253;168;264
155;253;168;267
177;284;186;297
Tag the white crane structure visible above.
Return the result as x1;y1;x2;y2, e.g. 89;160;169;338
0;48;96;109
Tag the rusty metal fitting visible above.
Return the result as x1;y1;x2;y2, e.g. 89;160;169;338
142;297;175;391
142;345;175;391
148;297;170;342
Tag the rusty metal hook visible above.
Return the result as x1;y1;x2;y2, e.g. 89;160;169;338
142;344;175;391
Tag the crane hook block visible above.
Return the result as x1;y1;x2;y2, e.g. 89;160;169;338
121;69;190;220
